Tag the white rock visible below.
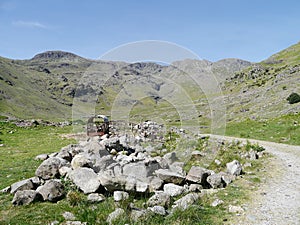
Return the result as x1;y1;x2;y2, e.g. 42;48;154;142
163;183;184;197
87;193;105;203
62;211;76;220
211;199;224;207
113;191;129;202
107;208;125;224
148;205;166;215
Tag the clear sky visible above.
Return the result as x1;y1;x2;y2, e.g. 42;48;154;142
0;0;300;62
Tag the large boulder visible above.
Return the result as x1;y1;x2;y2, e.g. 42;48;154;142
68;168;102;194
149;176;164;192
172;193;200;210
186;166;213;186
163;183;184;197
71;154;92;169
36;179;65;202
93;155;115;173
123;161;161;181
35;157;68;180
113;191;129;202
87;193;105;203
206;173;225;189
10;178;34;194
226;160;242;176
57;149;72;162
12;190;42;205
155;169;185;184
98;169;126;192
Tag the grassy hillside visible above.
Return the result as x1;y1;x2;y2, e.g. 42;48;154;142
224;42;300;122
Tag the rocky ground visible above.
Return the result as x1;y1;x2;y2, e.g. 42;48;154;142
206;135;300;225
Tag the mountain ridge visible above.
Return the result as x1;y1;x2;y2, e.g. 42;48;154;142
0;42;299;126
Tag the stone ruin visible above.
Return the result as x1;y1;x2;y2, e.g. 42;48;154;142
1;121;265;223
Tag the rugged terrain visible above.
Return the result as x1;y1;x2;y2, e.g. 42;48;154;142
1;43;299;131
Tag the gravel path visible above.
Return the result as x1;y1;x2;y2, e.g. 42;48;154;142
205;135;300;225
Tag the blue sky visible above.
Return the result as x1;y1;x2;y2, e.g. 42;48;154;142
0;0;300;62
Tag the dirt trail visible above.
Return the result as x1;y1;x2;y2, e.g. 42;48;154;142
204;134;300;225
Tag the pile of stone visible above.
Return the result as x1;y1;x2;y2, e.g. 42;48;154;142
2;124;258;223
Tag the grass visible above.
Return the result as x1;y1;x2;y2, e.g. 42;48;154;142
225;113;300;145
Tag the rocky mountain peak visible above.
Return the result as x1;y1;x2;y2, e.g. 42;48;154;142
31;51;84;61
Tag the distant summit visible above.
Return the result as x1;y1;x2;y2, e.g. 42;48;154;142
31;50;84;61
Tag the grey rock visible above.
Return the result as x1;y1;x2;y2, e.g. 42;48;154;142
71;154;92;169
98;169;126;192
189;184;203;192
243;162;252;168
155;169;185;184
207;173;225;189
172;193;200;210
154;156;169;169
1;186;11;193
257;151;265;158
113;191;129;202
149;176;163;192
93;155;115;173
84;138;108;157
136;181;148;193
106;208;125;224
211;199;224;207
124;177;136;192
10;178;34;194
30;176;41;187
110;149;117;155
35;157;68;180
62;211;76;220
57;150;72;162
226;160;242;176
12;190;42;205
163;183;184;197
169;163;186;176
190;150;203;160
122;160;161;186
186;166;213;186
64;221;87;225
148;205;166;215
147;191;171;207
249;150;258;161
163;151;178;165
36;179;64;202
214;159;221;165
68;168;101;194
87;193;105;203
219;171;235;185
59;166;72;177
35;153;49;161
131;209;148;222
228;205;244;213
